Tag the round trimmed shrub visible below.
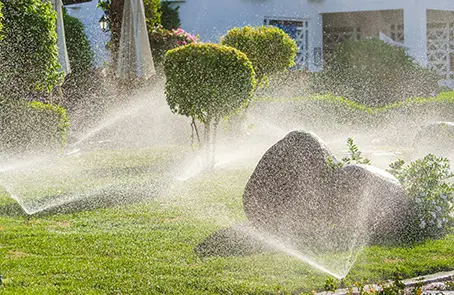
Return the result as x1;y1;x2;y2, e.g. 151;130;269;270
164;43;256;124
0;0;63;98
221;26;297;84
324;38;439;107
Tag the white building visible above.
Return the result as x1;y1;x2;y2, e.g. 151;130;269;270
63;0;454;84
174;0;454;84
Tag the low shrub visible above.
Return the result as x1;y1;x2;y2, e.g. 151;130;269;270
388;155;454;240
323;38;440;106
0;99;69;153
221;26;297;84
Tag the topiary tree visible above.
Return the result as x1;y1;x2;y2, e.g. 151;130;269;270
164;43;256;148
324;38;439;107
221;26;297;85
0;0;63;99
160;1;180;30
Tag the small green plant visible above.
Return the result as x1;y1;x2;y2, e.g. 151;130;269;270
388;154;454;239
327;138;371;170
324;277;338;292
445;281;454;291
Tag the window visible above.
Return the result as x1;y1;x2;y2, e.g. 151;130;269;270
265;17;309;68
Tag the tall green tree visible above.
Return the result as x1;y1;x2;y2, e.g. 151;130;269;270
0;0;63;99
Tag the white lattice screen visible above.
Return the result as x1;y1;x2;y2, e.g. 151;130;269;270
427;22;454;80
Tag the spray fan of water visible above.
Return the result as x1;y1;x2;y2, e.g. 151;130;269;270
0;87;424;280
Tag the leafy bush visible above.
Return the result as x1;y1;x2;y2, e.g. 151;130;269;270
388;155;454;240
143;0;161;27
0;1;3;38
324;38;439;106
161;1;181;30
0;0;63;98
164;43;256;144
221;26;297;84
60;10;99;111
0;99;69;152
148;25;198;69
63;10;93;74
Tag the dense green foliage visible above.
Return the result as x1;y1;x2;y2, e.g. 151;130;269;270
164;43;256;126
60;9;98;110
63;10;93;75
221;26;297;84
0;0;62;98
148;26;198;70
143;0;161;27
323;38;439;106
0;1;3;38
161;1;181;30
388;155;454;240
0;100;69;152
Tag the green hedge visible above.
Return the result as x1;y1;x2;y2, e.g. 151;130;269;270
253;91;454;145
0;0;62;98
0;100;69;153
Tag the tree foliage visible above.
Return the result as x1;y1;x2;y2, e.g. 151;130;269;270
63;10;93;74
60;9;98;110
165;43;256;124
161;1;180;30
0;0;63;99
221;26;297;84
0;1;3;39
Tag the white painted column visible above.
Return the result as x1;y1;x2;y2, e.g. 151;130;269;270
404;4;428;67
308;13;324;72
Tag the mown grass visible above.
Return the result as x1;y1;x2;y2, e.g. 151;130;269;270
0;148;453;294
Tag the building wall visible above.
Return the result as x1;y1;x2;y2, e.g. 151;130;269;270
65;0;110;68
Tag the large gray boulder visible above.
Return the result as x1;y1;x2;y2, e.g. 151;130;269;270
333;164;413;244
243;131;337;238
243;131;413;246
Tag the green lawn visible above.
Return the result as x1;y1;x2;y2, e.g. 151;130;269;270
0;147;453;294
